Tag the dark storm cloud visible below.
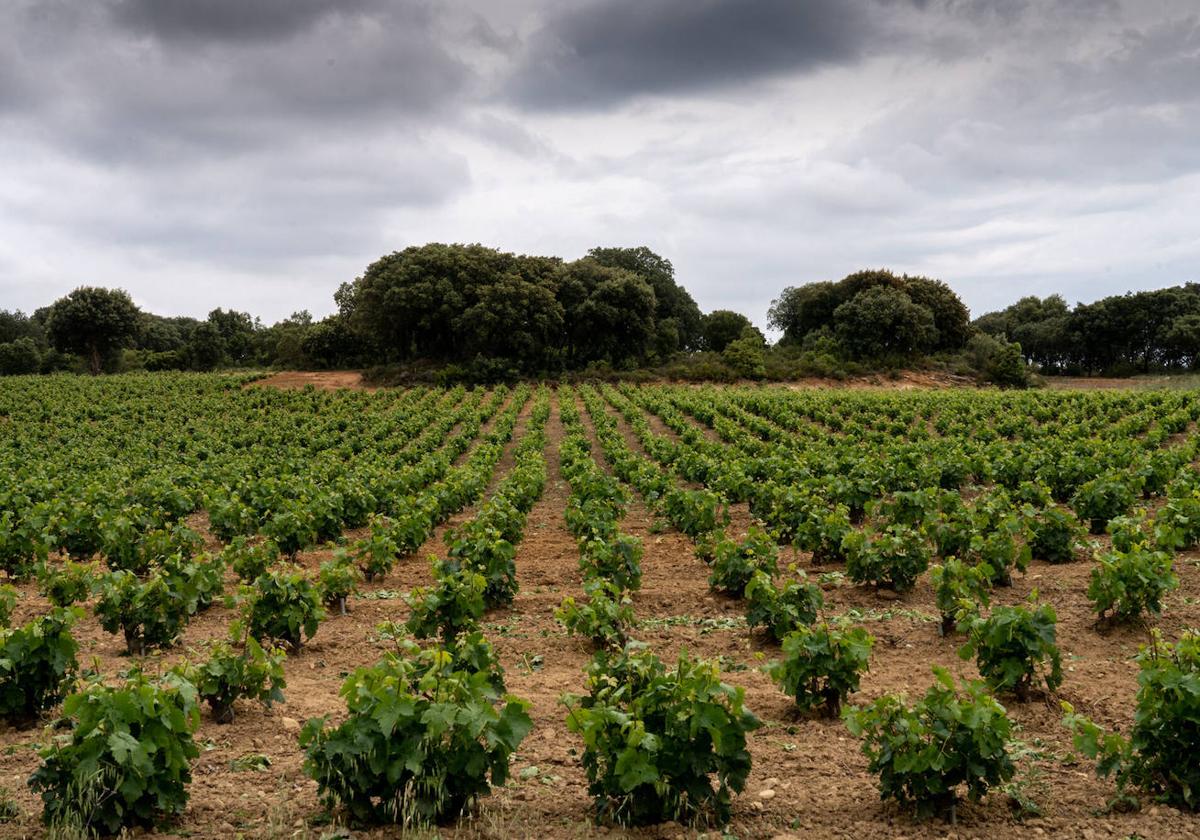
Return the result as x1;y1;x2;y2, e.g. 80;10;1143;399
507;0;881;109
1;0;1199;325
6;0;470;164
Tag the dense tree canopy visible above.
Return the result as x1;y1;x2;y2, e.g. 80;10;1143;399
46;287;141;374
701;310;755;353
769;269;970;360
339;243;697;373
975;284;1200;374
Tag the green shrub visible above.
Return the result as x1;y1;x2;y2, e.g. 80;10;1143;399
844;524;930;592
844;667;1015;820
221;537;280;583
101;521;202;576
1088;548;1179;624
300;646;531;826
663;488;728;539
579;534;643;593
768;622;873;716
28;672;200;834
744;570;823;642
354;516;402;582
94;570;190;655
1108;514;1149;552
174;633;286;724
404;561;485;644
38;560;97;607
795;504;853;564
555;579;635;650
1027;506;1081;564
958;600;1063;701
708;526;778;595
929;558;992;635
261;502;318;557
1064;629;1200;811
447;519;519;608
0;584;15;627
318;549;362;615
0;607;80;725
971;515;1031;587
564;647;761;827
244;569;326;650
1151;496;1200;551
161;553;226;614
1072;476;1137;535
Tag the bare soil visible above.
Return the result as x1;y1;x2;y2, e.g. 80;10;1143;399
1;390;1198;839
254;371;370;391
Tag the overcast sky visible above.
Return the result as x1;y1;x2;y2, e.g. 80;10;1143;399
1;0;1197;328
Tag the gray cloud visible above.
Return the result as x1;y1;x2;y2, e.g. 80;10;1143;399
507;0;881;110
0;0;1198;325
108;0;385;44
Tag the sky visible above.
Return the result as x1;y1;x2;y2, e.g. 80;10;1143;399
1;0;1198;329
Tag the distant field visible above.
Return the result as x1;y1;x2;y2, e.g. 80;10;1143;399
0;374;1198;838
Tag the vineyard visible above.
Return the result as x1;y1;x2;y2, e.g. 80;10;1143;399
1;374;1199;838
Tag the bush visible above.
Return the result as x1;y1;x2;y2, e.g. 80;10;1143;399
1108;514;1150;552
0;584;15;627
28;673;200;834
0;337;41;376
795;503;853;564
971;515;1031;587
94;570;190;655
244;569;326;650
721;328;767;379
0;607;81;725
319;550;362;615
844;524;930;592
663;488;728;538
404;561;485;644
929;558;992;635
564;647;761;827
959;601;1063;701
1027;506;1081;564
300;645;531;826
100;521;203;576
221;537;280;583
174;633;286;724
1088;547;1179;624
261;503;318;558
161;553;225;614
1072;475;1137;535
744;570;823;642
555;579;635;651
1151;496;1200;551
844;667;1015;820
447;520;519;608
38;560;97;607
708;526;779;595
354;516;402;582
985;340;1030;389
578;534;644;593
1064;629;1200;811
768;622;873;716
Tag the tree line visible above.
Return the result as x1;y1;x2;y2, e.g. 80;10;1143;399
974;284;1200;375
0;244;772;379
17;242;1190;383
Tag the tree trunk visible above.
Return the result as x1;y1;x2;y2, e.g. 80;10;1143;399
89;344;102;375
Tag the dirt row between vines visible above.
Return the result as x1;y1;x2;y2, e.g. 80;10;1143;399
1;388;1199;838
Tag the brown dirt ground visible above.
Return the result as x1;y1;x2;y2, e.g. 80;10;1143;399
2;389;1199;839
254;371;370;391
